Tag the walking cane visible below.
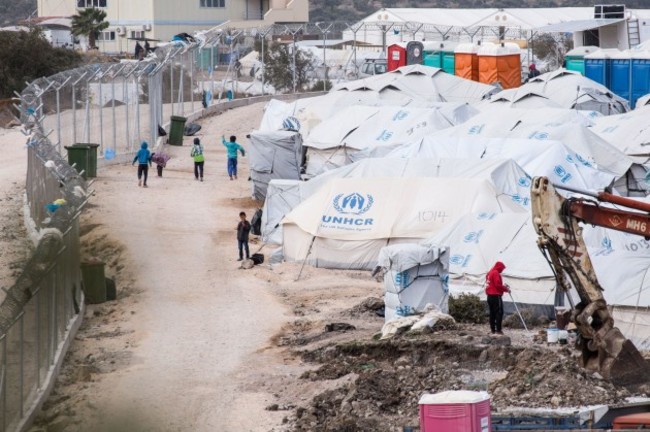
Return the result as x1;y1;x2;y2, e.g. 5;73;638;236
508;289;529;333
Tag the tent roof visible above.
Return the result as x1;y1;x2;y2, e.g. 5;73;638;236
534;18;625;33
356;7;621;30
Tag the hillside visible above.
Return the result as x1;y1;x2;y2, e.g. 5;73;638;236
0;0;35;25
310;0;650;22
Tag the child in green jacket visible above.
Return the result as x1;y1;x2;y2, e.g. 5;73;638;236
191;137;205;181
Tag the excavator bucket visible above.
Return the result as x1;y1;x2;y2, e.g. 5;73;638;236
604;339;650;387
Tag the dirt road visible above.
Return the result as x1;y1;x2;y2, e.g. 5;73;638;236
43;103;291;431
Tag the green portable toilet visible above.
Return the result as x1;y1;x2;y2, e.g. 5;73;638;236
442;50;455;74
424;51;443;68
422;41;444;69
565;46;598;75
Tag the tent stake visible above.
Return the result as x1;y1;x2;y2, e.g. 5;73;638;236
295;236;316;282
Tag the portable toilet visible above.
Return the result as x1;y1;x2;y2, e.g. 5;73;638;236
388;43;407;71
419;391;491;432
584;49;616;87
455;43;480;81
423;42;444;69
442;48;455;74
565;45;598;75
631;50;650;109
609;50;632;103
405;41;425;66
478;42;521;89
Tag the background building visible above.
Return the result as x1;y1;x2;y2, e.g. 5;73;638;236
37;0;309;53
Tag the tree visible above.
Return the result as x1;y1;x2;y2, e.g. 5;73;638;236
259;41;313;93
0;28;81;98
71;7;109;50
531;34;573;72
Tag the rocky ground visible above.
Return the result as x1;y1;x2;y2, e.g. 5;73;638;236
260;294;650;432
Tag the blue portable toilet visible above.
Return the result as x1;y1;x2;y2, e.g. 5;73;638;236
631;50;650;109
565;46;598;75
609;50;631;103
584;49;615;87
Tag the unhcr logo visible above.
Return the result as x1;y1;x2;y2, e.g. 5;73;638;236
528;131;549;140
518;177;532;188
463;230;484;244
450;254;472;268
554;165;572;183
322;192;375;228
333;193;374;215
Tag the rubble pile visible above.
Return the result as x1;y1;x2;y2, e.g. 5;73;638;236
489;347;631;408
292;329;643;432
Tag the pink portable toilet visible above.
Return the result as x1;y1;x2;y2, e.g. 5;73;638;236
419;390;491;432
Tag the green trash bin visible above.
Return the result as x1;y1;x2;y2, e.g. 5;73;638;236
65;144;90;179
169;115;187;146
65;143;100;179
80;259;107;304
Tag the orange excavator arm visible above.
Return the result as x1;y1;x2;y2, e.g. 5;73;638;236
531;177;649;386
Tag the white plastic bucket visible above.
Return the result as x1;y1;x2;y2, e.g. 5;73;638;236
547;328;559;343
558;330;569;344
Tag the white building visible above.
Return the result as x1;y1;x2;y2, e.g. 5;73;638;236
346;5;650;51
37;0;309;53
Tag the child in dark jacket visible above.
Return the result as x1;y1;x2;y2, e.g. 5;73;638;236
132;141;152;187
236;211;251;261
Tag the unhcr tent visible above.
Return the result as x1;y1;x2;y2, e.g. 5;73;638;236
262;158;533;247
304;105;470;176
281;177;525;270
590;105;650;158
519;68;629;114
422;212;558;317
416;107;648;195
416;210;650;349
247;130;303;201
386;137;629;195
485;89;562;109
335;64;498;104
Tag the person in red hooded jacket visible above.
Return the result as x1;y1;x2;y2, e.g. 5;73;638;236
485;261;510;334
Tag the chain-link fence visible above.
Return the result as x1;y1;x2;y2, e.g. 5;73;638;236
0;124;87;431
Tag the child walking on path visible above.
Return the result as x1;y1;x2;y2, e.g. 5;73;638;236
221;135;245;180
236;211;251;261
132;141;152;187
191;137;205;181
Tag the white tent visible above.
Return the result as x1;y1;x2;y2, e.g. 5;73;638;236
518;68;629;114
335;65;497;104
386;137;627;195
247;130;303;201
485;89;562;109
259;91;384;135
378;244;449;321
413;210;650;349
421;212;558;316
590;104;650;158
262;158;533;247
262;179;304;245
304;104;477;176
281;177;525;270
583;225;650;349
